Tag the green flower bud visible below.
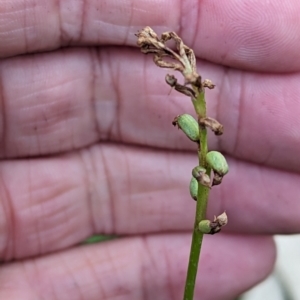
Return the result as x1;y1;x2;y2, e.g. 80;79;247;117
198;220;212;234
198;212;228;235
206;151;229;176
192;166;211;188
189;177;198;201
172;114;199;142
192;166;206;178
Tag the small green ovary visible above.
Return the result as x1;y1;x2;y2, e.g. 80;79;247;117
173;114;199;142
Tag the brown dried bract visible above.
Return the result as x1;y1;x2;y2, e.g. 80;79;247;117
212;172;223;186
210;212;228;234
199;117;224;135
136;26;203;92
202;79;215;89
165;74;196;98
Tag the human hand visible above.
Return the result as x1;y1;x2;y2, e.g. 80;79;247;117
0;1;299;299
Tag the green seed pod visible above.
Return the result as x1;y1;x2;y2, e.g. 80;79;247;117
206;151;229;176
189;177;198;201
198;212;228;235
192;166;206;179
172;114;199;142
198;220;212;234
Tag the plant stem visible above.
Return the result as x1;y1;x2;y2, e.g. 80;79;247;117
183;90;210;300
136;27;227;300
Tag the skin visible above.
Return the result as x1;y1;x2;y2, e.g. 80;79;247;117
0;0;300;299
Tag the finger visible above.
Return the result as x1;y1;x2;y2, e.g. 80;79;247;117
0;144;298;260
0;233;275;300
1;48;300;172
1;0;300;71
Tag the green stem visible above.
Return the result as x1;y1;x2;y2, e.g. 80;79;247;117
183;90;210;300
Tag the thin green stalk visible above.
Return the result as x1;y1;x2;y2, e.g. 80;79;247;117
136;27;228;300
183;90;210;300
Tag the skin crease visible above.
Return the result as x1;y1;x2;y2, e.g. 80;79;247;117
0;0;299;299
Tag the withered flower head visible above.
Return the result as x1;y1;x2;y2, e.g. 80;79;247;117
136;27;206;95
